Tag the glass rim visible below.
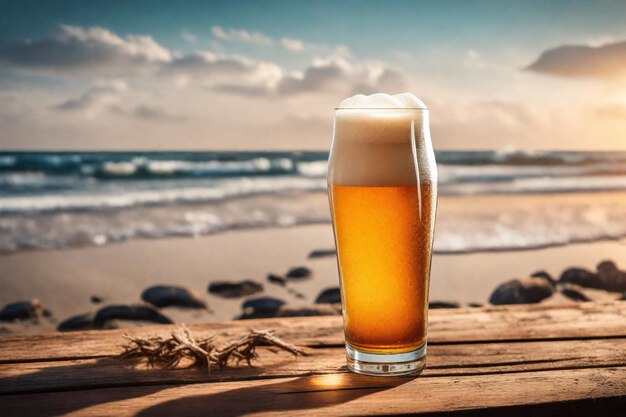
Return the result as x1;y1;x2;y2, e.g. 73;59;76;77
334;107;428;111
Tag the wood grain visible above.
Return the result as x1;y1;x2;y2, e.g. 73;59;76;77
1;301;625;363
1;338;625;395
2;302;626;416
2;367;625;416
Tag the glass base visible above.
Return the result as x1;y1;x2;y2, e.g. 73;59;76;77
346;343;427;376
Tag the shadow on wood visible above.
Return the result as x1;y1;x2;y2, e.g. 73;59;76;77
411;396;626;417
1;357;409;417
135;373;412;417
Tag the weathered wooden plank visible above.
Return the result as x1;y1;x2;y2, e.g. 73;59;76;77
1;338;624;395
1;302;625;363
2;367;625;416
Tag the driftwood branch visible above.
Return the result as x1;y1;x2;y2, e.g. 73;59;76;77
119;325;307;372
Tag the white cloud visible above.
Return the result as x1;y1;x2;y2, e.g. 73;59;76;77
275;56;406;96
0;24;419;150
585;35;615;48
53;80;127;114
281;38;305;52
211;26;273;46
163;49;404;98
0;25;171;76
0;25;284;92
180;30;197;43
164;51;283;90
0;25;378;98
526;40;626;80
54;81;184;123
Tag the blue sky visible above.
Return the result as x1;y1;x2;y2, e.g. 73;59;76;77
3;1;625;45
0;0;625;150
3;1;626;56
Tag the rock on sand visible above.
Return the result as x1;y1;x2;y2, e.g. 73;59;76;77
559;267;603;289
489;277;555;305
237;297;286;320
286;266;312;280
57;313;98;332
561;287;592;302
267;274;287;286
142;285;207;309
530;270;557;287
94;304;173;326
57;304;173;332
315;287;341;304
0;299;50;322
597;260;626;293
208;280;264;298
429;301;460;309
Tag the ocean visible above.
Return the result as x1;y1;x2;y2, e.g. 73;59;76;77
1;150;626;255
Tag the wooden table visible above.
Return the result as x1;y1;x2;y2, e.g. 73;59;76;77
1;301;625;416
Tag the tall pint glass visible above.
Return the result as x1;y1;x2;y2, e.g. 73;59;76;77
328;101;437;376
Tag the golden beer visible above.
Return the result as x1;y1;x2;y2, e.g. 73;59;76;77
328;94;437;376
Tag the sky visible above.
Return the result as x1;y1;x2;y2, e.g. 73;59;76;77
1;0;626;151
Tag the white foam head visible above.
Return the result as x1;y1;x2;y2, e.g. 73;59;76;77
334;93;428;145
330;93;434;186
338;93;426;109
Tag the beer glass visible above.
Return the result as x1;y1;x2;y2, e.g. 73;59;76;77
328;104;437;376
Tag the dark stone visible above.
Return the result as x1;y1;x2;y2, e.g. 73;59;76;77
275;304;340;317
242;296;285;312
429;301;460;309
530;270;557;287
208;280;264;298
90;295;103;304
237;297;286;320
236;310;276;320
287;288;306;299
468;303;483;308
315;287;341;304
308;249;336;259
286;266;312;280
267;273;287;286
57;313;96;332
489;277;555;305
142;285;207;309
0;299;48;322
523;277;556;303
597;260;626;293
620;292;626;301
561;288;592;302
559;267;603;289
94;304;173;326
490;280;524;305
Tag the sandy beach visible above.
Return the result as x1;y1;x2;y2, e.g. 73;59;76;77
2;220;626;334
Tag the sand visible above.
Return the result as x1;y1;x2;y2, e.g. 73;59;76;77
1;223;626;334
